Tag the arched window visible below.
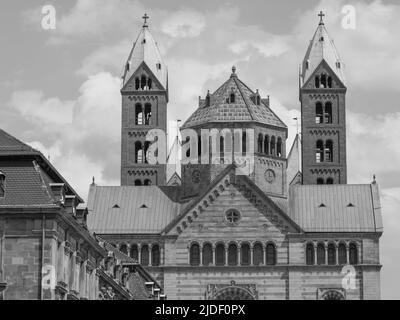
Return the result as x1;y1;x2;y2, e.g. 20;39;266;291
242;131;247;155
240;243;250;266
306;243;315;265
230;93;235;103
147;78;152;90
349;243;358;265
141;245;149;266
185;137;191;158
264;135;269;155
134;179;142;186
144;103;152;125
215;243;225;266
135;77;140;90
190;243;200;266
220;136;224;163
327;76;332;88
228;243;238;266
144;179;152;186
316;140;324;163
135;141;143;163
315;76;320;88
119;244;128;255
253;243;263;266
325;140;333;162
152;244;160;266
328;243;336;265
320;74;327;88
130;244;138;261
338;243;347;265
266;243;276;265
135;103;143;125
270;136;276;156
141;75;147;90
277;137;282;157
317;243;325;265
326;178;334;184
317;178;324;185
325;102;332;124
257;134;263;153
202;243;213;266
144;141;150;164
316;102;323;124
198;135;202;158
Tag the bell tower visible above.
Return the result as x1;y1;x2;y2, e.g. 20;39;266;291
299;12;347;185
120;14;168;186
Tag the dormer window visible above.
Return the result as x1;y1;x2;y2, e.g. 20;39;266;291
320;36;324;42
0;171;5;197
306;59;310;70
156;62;162;70
336;61;341;69
230;93;235;103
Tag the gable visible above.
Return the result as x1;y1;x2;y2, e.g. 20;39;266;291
122;61;166;92
163;167;301;237
302;60;346;90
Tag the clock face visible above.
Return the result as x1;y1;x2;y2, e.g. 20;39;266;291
264;169;275;183
191;170;201;184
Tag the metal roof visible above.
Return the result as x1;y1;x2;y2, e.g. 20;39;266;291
182;70;287;129
289;183;383;232
87;186;181;234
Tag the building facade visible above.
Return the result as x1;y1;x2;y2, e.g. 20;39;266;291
86;14;383;300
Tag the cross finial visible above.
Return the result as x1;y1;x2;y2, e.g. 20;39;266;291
318;11;325;25
142;13;149;27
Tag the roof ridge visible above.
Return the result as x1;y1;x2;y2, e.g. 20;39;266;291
0;128;39;152
233;76;256;121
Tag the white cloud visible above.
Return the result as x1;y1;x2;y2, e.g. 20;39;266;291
160;9;205;38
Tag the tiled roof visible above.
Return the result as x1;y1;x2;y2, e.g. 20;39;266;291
0;128;39;155
301;20;346;86
0;160;55;206
182;71;286;129
87;185;181;234
289;183;383;232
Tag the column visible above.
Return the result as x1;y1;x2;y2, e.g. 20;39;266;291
225;244;228;266
237;245;241;266
212;245;215;266
149;244;152;266
126;244;131;257
335;243;339;265
346;243;350;264
138;243;141;264
262;244;266;265
200;244;203;266
325;243;328;265
314;243;317;265
250;244;253;266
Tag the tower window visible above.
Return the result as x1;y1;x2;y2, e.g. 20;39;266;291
134;179;142;186
144;103;152;125
119;244;128;254
135;141;144;163
277;137;283;157
325;140;333;162
315;102;323;124
320;74;327;88
257;134;263;153
242;131;247;155
266;243;276;265
230;93;235;103
219;136;225;163
316;140;324;163
198;135;202;159
338;243;347;265
315;76;320;88
141;245;149;266
147;78;152;90
317;178;324;185
135;77;140;90
270;136;276;156
328;243;336;265
144;179;152;186
349;243;358;265
240;243;251;266
327;76;332;88
130;244;139;261
141;75;147;90
135;103;143;125
253;243;263;266
317;243;325;265
152;244;160;266
0;172;5;198
325;102;332;124
326;177;334;184
264;135;269;155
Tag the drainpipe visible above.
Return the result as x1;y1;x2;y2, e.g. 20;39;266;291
40;213;45;300
0;220;7;300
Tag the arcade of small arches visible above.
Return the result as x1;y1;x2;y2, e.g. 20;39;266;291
305;241;359;266
134;178;152;186
115;242;162;266
257;134;284;157
316;177;334;185
189;241;277;267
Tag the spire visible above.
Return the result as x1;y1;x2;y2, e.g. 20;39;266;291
300;11;345;86
122;15;168;89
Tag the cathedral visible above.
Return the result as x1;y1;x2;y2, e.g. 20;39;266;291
86;13;383;300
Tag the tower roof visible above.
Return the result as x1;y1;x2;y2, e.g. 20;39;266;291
300;12;345;86
182;67;287;129
122;15;167;89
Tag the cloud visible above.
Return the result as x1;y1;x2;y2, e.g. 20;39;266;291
160;9;206;38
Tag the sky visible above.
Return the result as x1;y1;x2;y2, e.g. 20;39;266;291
0;0;399;299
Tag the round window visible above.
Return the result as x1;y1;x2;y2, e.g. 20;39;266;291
225;209;241;225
